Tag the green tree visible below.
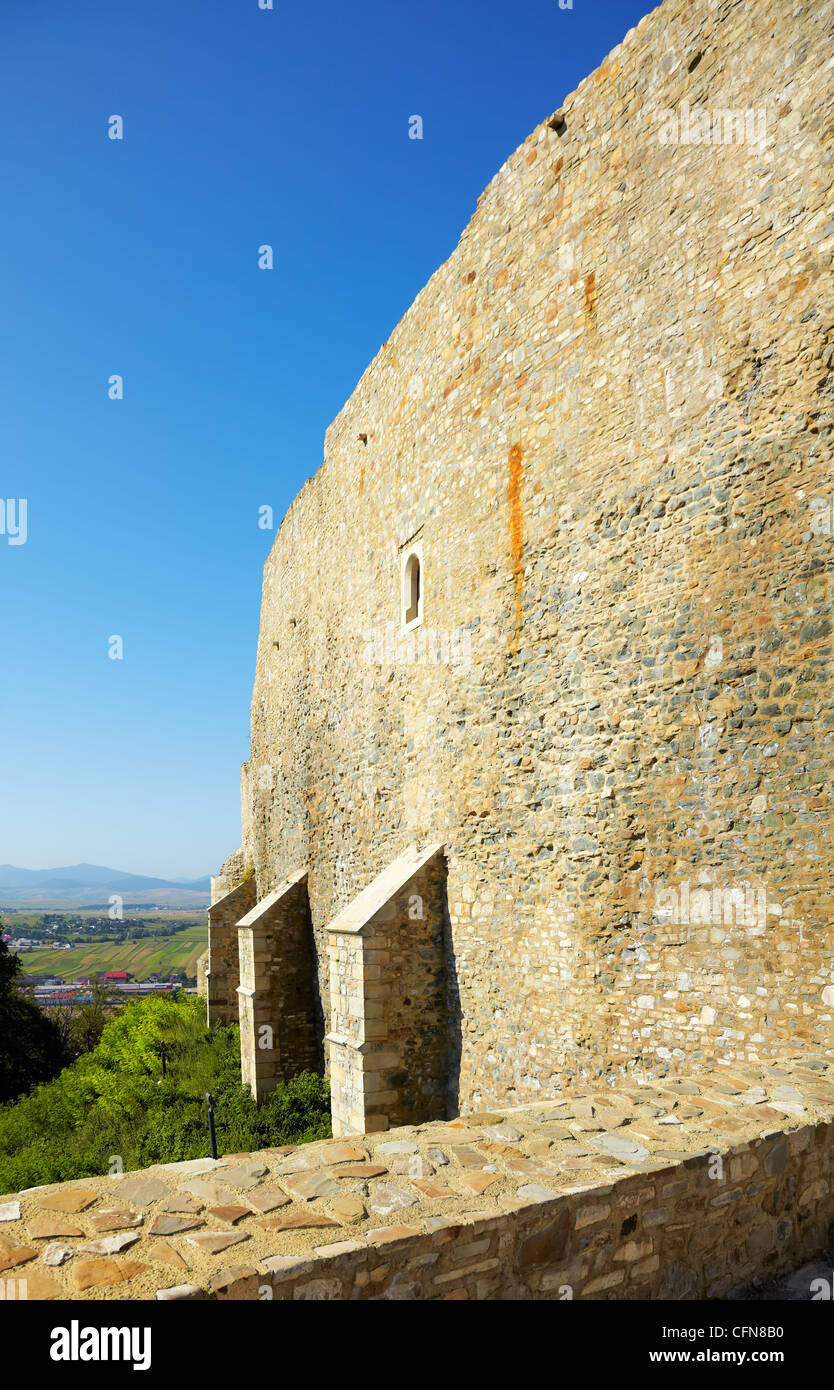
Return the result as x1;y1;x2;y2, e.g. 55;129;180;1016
0;937;71;1103
68;979;118;1056
0;993;330;1191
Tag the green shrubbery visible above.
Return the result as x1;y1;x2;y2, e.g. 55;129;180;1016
0;939;71;1103
0;992;330;1193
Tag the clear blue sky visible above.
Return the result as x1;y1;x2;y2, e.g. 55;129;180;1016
0;0;655;879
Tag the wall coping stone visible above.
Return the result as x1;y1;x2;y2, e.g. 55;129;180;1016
237;870;309;931
326;843;444;936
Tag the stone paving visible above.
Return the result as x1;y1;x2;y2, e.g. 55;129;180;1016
1;1051;833;1299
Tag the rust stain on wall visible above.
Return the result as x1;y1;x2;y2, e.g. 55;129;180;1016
584;271;597;324
508;443;524;641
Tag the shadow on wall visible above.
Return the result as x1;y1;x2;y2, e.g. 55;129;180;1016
443;884;463;1119
309;905;326;1076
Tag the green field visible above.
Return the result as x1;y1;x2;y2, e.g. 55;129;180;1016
6;910;205;928
17;925;206;981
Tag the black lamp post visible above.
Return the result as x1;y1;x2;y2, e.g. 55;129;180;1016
206;1092;217;1160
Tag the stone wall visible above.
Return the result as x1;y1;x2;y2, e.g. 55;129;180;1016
236;0;834;1110
196;951;209;1001
251;1116;834;1303
2;1053;832;1301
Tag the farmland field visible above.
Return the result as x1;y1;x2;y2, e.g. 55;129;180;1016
17;925;206;981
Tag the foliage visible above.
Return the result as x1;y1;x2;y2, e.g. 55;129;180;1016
49;980;120;1060
0;938;71;1104
0;992;330;1193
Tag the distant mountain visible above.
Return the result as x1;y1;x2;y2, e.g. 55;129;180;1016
0;863;211;908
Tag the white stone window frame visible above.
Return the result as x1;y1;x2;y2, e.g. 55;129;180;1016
400;540;424;632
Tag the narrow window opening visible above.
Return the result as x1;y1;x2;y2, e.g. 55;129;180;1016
404;554;421;624
400;542;424;630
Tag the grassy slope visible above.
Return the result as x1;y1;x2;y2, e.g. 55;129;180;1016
18;925;206;980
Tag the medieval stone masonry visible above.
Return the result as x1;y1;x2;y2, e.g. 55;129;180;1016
203;0;834;1134
8;0;834;1307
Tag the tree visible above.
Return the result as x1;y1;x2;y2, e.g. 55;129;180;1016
0;994;331;1190
68;980;117;1056
48;999;77;1056
0;937;71;1103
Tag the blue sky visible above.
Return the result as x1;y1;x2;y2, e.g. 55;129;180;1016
0;0;655;878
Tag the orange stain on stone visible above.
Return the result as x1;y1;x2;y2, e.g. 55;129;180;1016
584;271;597;323
359;466;365;495
508;443;524;642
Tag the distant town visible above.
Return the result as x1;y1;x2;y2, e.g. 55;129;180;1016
20;972;195;1008
0;908;204;1004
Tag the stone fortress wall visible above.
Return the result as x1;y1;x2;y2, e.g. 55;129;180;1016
208;0;833;1126
6;0;834;1308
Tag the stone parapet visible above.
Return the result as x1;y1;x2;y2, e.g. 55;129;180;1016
1;1053;833;1300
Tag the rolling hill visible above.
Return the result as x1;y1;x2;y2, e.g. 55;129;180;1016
0;863;211;908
